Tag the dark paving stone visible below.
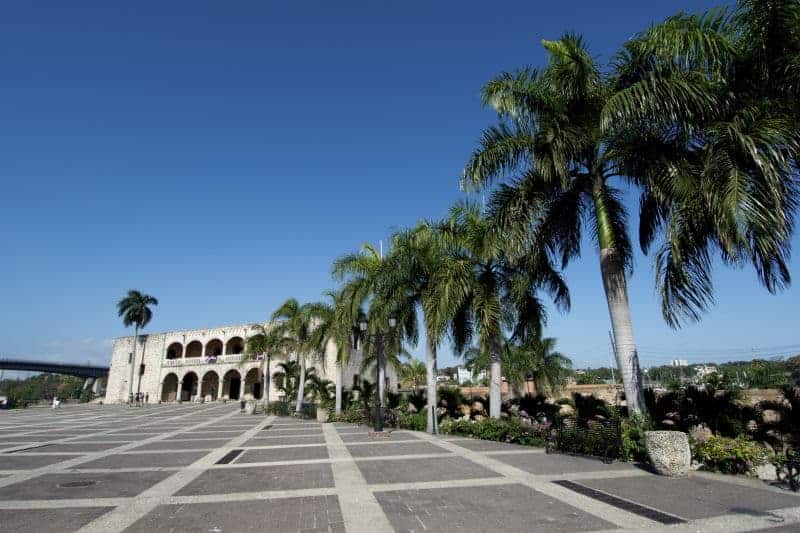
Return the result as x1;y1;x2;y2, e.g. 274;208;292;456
78;435;136;442
450;438;544;452
339;432;420;443
346;441;450;458
0;507;112;532
375;483;614;532
243;435;326;446
581;475;800;520
335;426;371;434
176;463;335;495
75;451;207;469
35;442;124;453
131;439;230;451
126;495;344;533
0;470;172;500
491;452;636;475
165;434;240;441
358;456;501;484
0;454;75;469
749;524;800;532
264;428;323;436
237;446;329;463
26;432;84;439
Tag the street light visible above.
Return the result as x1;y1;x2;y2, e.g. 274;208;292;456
359;314;396;432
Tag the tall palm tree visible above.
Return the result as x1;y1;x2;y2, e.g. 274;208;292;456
398;359;427;389
461;35;658;413
430;201;569;418
270;298;316;413
116;290;158;399
607;2;800;327
244;323;291;412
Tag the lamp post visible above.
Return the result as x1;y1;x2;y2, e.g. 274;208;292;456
359;314;397;433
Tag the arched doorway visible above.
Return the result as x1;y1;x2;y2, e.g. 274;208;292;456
205;339;223;357
225;337;244;355
166;342;183;359
181;372;199;401
201;371;219;401
222;369;241;400
186;341;202;358
161;373;179;402
244;367;263;400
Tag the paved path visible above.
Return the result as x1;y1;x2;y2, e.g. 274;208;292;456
1;403;799;532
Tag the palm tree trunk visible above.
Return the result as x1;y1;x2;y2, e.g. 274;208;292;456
335;361;343;415
593;176;644;414
489;340;502;419
425;338;437;434
263;355;270;413
295;356;306;413
378;362;386;405
127;325;139;401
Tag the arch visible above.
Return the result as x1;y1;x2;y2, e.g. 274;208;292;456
180;371;199;401
201;371;219;401
205;339;223;357
185;341;203;358
244;367;263;400
225;336;244;355
166;342;183;360
161;373;179;402
222;369;241;400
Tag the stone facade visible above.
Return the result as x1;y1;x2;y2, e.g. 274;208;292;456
104;322;396;404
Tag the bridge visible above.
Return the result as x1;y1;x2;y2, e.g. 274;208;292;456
0;359;109;379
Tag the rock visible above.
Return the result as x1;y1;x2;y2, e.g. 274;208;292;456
762;409;781;423
660;419;676;427
754;462;777;481
645;431;691;477
458;404;471;418
500;412;509;419
558;404;574;416
407;403;418;414
509;404;520;415
474;414;486;422
689;424;712;444
519;417;533;427
471;401;485;413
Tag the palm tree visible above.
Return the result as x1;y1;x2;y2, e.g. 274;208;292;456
429;201;569;418
461;35;658;413
116;290;158;399
398;359;427;389
359;343;411;399
272;360;301;402
270;298;316;413
606;2;800;327
244;323;291;412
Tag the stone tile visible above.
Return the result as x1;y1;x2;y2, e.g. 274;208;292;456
358;456;501;484
0;507;112;532
346;441;450;458
176;463;335;495
0;470;173;500
126;496;344;533
450;438;544;452
243;435;326;446
263;428;323;436
0;454;75;469
375;483;614;532
580;475;800;520
339;431;420;443
491;452;636;475
75;451;207;469
34;442;124;453
236;446;329;463
131;439;230;451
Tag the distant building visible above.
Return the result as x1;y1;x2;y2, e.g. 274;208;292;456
456;367;485;385
670;359;689;367
694;365;718;380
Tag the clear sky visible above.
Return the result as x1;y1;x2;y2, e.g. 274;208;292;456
2;0;798;373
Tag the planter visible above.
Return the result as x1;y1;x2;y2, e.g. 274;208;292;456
645;430;691;477
317;408;329;423
244;402;256;415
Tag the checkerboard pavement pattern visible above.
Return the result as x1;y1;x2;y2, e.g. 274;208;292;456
1;403;799;532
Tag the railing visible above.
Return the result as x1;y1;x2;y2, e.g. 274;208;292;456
162;353;247;366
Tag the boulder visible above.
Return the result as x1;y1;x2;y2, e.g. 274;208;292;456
689;424;712;444
471;401;485;414
762;409;782;423
645;431;691;477
558;404;574;417
407;403;418;414
458;404;471;418
473;414;486;422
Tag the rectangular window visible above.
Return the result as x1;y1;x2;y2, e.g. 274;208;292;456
128;353;133;364
139;364;145;376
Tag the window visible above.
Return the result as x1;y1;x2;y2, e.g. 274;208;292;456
353;374;360;388
139;364;146;376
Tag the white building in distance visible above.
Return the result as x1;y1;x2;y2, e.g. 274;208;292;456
104;322;396;404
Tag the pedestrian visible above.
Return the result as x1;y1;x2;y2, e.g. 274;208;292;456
240;398;246;413
145;393;149;405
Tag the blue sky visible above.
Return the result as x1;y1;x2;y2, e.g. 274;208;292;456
2;0;798;372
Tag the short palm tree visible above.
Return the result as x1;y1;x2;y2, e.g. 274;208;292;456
398;359;427;389
116;290;158;399
244;324;290;412
270;298;316;413
272;360;301;402
430;201;569;418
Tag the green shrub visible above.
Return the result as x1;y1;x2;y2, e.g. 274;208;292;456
266;401;291;417
440;417;546;447
396;411;427;431
327;404;367;424
619;412;652;462
693;435;769;474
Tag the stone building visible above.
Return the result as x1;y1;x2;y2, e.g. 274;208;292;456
104;322;396;404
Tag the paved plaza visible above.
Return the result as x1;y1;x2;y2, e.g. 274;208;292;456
1;404;799;532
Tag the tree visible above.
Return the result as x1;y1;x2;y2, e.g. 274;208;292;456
270;298;317;413
244;323;291;412
398;359;427;389
430;200;569;418
272;360;301;402
116;290;158;400
607;3;800;328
